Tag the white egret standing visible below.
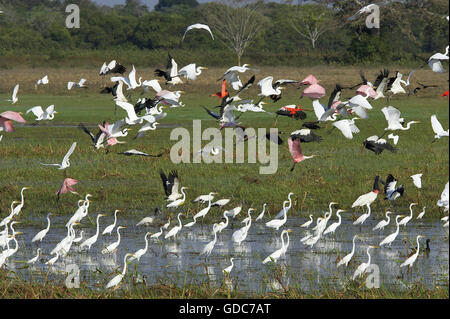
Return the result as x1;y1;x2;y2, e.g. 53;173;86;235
324;210;346;235
373;211;392;231
262;229;292;264
398;203;418;226
102;210;120;235
201;224;220;257
32;213;52;243
255;203;267;221
337;235;359;268
223;257;234;275
400;235;424;269
102;226;126;254
353;203;372;225
105;253;135;289
380;215;405;246
80;214;106;251
417;207;426;219
129;232;151;262
165;213;184;240
352;246;377;280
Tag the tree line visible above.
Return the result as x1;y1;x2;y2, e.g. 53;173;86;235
0;0;448;67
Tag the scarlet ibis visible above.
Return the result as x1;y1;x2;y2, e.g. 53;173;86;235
211;79;229;99
276;105;307;120
441;90;449;97
287;136;315;171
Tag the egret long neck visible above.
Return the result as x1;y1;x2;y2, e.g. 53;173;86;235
122;255;129;275
46;216;51;231
95;216;101;237
366;248;372;265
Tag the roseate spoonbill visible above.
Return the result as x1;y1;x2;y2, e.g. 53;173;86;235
288;136;316;171
0;111;26;132
56;178;78;201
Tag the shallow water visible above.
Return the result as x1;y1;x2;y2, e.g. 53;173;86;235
2;213;448;293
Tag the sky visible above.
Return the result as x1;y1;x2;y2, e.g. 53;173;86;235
92;0;212;11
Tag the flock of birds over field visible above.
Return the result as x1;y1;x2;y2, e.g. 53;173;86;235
0;18;449;290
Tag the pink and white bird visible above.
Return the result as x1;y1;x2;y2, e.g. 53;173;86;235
288;136;315;171
356;85;377;98
302;83;326;99
352;176;381;208
0;111;26;133
56;178;79;201
300;74;318;86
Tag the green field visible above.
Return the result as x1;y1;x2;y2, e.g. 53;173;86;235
1;79;448;226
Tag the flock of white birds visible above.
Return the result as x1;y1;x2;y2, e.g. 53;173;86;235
0;16;449;292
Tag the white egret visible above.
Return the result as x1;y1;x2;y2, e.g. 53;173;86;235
216;212;229;233
178;64;208;81
388;133;399;145
103;210;120;235
46;252;60;266
193;193;215;204
40;142;77;170
431;114;449;139
193;192;217;220
224;206;242;218
381;106;420;131
129;232;151;262
324;210;346;235
12;186;30;216
262;229;292;264
166;187;188;208
182;23;214;41
428;46;449;73
300;215;314;228
150;227;163;240
35;75;49;87
400;235;424;268
266;201;289;230
337;235;359;268
184;215;198;228
373;211;392;231
0;201;20;227
27;248;41;265
163;218;170;230
80;214;106;251
8;84;19;104
354;204;372;225
201;224;220;257
437;182;449;212
232;214;253;246
380;215;405;246
417;207;426;219
72;230;84;244
223;257;234;275
32;213;52;243
165;213;184;240
255;203;267;221
105;253;135;289
398;203;418;226
211;198;231;207
352;246;377;280
26;105;57;121
67;79;87;90
410;173;423;189
102;226;126;254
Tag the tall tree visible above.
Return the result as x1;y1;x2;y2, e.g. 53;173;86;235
287;1;335;49
204;0;267;65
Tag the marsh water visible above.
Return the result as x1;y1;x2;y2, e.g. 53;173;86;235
3;214;449;293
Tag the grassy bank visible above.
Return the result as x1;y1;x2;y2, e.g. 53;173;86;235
0;270;447;299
